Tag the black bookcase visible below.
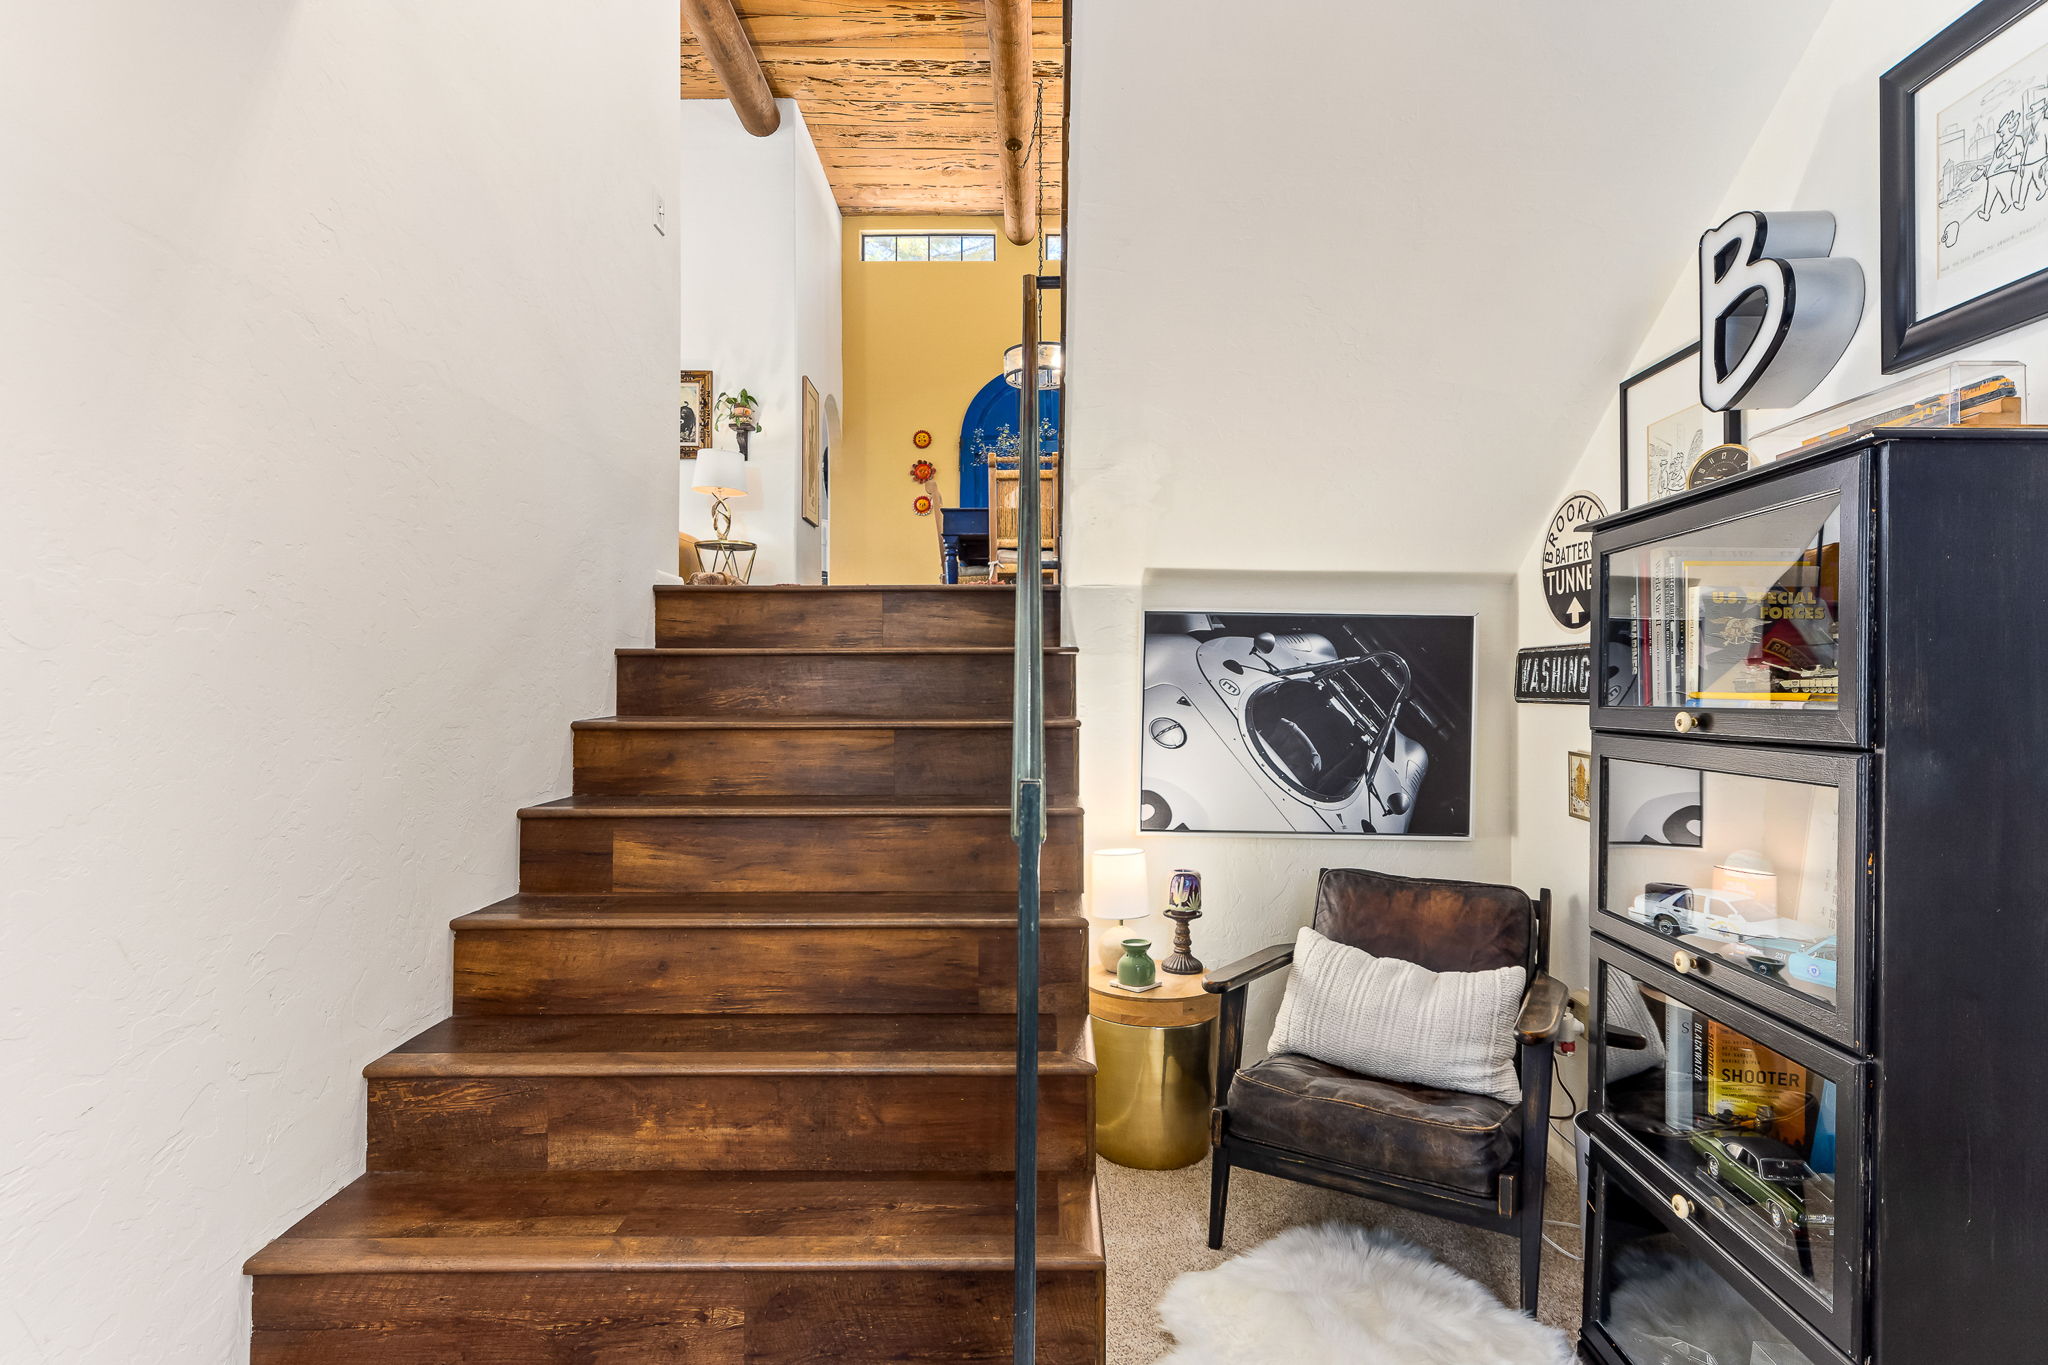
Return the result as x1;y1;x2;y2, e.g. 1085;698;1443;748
1578;428;2048;1365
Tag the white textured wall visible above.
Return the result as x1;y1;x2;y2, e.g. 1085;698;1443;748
678;100;842;584
1062;0;1829;1058
1507;0;2032;1146
0;4;678;1360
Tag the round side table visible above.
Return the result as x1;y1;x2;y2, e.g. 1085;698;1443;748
1088;966;1217;1170
696;538;757;583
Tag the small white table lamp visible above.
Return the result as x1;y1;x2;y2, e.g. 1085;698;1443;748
1713;849;1779;910
691;448;749;539
1088;848;1151;971
691;448;754;580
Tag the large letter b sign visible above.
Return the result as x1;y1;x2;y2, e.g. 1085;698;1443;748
1699;211;1864;412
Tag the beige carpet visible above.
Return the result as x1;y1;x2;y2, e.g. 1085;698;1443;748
1098;1154;1584;1364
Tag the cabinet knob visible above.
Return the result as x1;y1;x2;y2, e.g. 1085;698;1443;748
1672;949;1699;975
1673;711;1707;734
1669;1193;1696;1220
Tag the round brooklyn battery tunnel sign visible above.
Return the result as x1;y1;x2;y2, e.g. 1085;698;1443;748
1542;492;1605;630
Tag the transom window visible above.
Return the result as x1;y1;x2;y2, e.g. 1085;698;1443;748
861;232;997;262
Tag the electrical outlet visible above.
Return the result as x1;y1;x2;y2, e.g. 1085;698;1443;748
653;194;667;236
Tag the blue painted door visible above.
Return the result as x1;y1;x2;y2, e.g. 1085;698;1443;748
957;375;1060;509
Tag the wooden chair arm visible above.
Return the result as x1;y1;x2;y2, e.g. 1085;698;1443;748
1515;973;1570;1045
1206;944;1293;1114
1203;943;1295;994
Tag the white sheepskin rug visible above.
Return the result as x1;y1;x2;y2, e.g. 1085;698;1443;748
1157;1223;1572;1365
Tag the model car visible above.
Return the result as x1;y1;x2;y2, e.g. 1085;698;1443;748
1686;1129;1835;1235
1140;627;1430;835
1785;935;1839;990
1624;887;1773;939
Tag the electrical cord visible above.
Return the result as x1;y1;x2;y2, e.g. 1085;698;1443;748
1542;1070;1586;1261
1548;1070;1582;1138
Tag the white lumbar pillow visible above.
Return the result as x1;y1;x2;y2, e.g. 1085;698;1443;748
1268;926;1525;1104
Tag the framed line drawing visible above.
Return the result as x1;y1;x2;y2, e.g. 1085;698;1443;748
679;369;713;457
1882;0;2048;370
1619;344;1743;509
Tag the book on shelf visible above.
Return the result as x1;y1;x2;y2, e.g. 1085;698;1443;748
1679;551;1840;707
1702;1020;1811;1148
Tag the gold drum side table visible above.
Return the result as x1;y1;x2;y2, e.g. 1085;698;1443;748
1088;967;1217;1169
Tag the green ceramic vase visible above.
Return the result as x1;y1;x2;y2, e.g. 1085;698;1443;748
1116;938;1156;989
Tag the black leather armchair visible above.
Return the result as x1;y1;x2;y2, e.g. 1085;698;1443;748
1205;867;1566;1313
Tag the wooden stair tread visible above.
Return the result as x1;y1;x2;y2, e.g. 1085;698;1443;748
247;1171;1102;1274
456;894;1083;931
371;1015;1091;1076
518;794;1085;817
572;714;1080;730
381;1013;1061;1055
461;891;1078;918
652;584;1054;593
616;645;1076;657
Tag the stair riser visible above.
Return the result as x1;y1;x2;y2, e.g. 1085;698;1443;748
615;651;1076;719
573;724;1079;801
655;587;1060;649
453;924;1088;1018
253;1269;1103;1364
367;1072;1092;1174
520;813;1083;894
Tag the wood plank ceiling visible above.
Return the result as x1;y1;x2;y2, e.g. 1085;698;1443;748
680;1;1065;218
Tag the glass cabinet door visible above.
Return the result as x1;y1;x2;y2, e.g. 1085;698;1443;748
1587;1153;1848;1365
1593;458;1867;747
1591;947;1864;1351
1594;736;1867;1049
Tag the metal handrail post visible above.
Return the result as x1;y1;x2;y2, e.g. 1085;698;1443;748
1010;272;1046;1365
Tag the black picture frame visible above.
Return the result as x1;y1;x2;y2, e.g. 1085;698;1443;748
1881;0;2048;371
1617;343;1743;510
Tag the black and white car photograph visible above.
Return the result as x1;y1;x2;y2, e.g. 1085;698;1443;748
1139;610;1475;837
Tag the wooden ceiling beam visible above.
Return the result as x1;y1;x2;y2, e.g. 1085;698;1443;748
680;0;780;137
982;0;1038;244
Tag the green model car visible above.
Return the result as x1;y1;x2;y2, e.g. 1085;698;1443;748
1686;1129;1836;1235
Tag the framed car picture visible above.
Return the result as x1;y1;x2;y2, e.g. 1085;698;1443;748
1882;0;2048;370
679;369;713;458
1619;344;1743;509
1139;610;1474;838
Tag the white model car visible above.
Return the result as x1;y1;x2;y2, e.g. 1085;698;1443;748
1626;887;1777;940
1626;888;1825;969
1139;627;1430;835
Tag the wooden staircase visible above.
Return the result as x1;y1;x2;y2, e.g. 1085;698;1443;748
246;584;1103;1363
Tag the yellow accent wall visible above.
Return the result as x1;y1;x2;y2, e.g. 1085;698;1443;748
834;214;1061;585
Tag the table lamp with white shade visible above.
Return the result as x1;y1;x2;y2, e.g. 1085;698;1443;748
1713;848;1779;910
1088;847;1151;971
691;448;749;538
690;447;755;581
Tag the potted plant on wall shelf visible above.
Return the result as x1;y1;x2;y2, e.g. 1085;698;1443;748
716;389;763;456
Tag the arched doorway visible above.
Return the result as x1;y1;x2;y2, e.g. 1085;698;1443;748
957;373;1061;509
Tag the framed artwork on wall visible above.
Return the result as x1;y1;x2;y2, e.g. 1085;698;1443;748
801;376;822;527
679;369;713;457
1138;610;1475;838
1881;0;2048;371
1619;343;1742;509
1567;750;1592;822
